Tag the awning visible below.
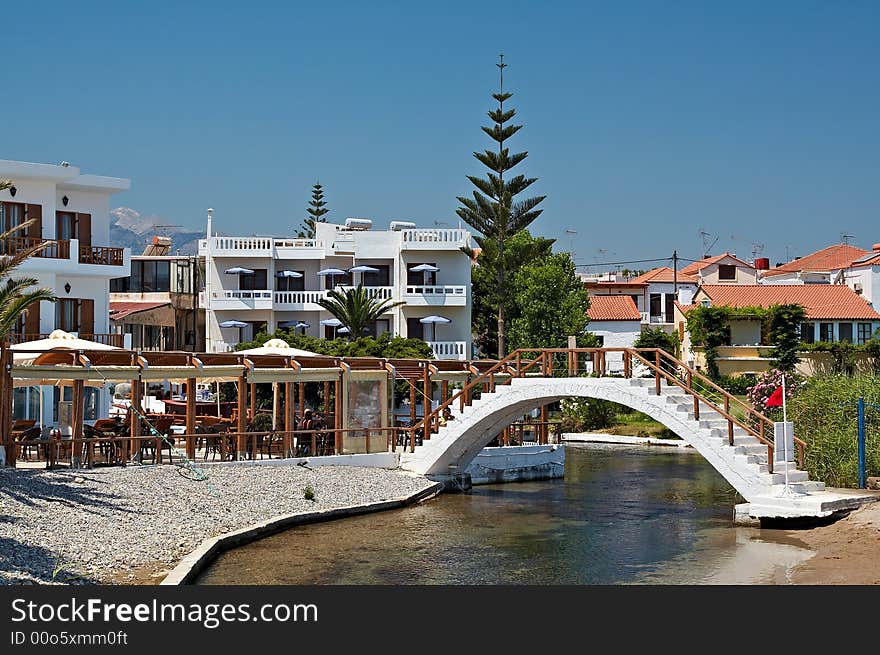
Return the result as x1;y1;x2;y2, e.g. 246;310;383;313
109;301;174;327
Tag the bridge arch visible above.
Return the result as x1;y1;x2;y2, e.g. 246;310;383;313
399;377;772;501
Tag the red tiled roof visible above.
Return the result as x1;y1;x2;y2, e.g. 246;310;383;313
679;253;755;276
761;244;869;278
109;301;171;321
629;266;698;284
695;285;880;320
587;295;642;321
583;281;648;288
849;249;880;268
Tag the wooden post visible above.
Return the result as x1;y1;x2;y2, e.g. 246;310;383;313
725;396;733;446
284;381;293;457
323;380;331;419
130;378;141;462
237;375;247;460
71;378;84;468
540;405;548;445
334;374;342;454
688;372;698;420
365;427;371;454
655;351;661;395
249;382;256;420
298;382;305;419
272;382;281;431
423;367;432;438
186;378;196;459
0;345;15;467
409;381;416;424
441;380;449;404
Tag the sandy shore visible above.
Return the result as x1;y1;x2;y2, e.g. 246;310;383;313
785;502;880;584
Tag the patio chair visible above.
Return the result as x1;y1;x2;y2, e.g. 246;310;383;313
138;416;177;464
15;426;44;462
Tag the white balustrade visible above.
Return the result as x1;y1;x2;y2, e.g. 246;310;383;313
428;341;468;360
401;229;468;247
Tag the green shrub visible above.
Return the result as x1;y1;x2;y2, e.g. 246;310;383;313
303;485;316;501
789;375;880;488
717;374;756;396
560;398;619;431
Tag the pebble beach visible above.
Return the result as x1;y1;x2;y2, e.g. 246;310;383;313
0;463;434;585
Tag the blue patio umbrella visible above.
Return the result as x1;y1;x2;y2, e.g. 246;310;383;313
276;269;303;290
337;327;350;335
419;315;451;342
224;267;254;275
279;320;311;335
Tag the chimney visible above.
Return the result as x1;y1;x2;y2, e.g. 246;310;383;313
873;243;880;253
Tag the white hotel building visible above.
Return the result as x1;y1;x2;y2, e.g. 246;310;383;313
0;159;131;422
200;217;473;359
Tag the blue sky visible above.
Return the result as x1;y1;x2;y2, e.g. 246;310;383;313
4;1;878;268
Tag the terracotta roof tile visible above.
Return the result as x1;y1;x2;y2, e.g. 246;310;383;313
696;285;880;320
629;266;698;284
109;301;171;321
587;295;642;321
761;244;869;278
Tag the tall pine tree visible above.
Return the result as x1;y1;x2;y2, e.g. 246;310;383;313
299;182;329;238
456;54;546;357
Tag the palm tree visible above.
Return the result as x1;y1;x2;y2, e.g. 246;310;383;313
0;214;56;340
317;285;404;339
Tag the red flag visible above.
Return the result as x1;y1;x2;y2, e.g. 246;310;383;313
766;386;784;408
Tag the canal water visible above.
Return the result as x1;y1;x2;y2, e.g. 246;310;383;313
196;443;813;585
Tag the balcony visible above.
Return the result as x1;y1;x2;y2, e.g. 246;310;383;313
401;229;469;250
403;285;467;307
200;236;326;259
79;244;124;266
274;289;328;311
210;289;274;311
428;341;468;360
641;312;673;325
1;236;70;259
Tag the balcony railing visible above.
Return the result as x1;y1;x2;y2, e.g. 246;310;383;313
401;229;468;247
1;237;70;259
405;285;466;297
274;290;328;306
212;290;273;301
7;332;124;347
79;245;125;266
428;341;468;360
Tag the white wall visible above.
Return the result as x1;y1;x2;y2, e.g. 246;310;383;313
587;320;641;373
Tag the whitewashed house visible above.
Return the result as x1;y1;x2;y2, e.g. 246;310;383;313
844;245;880;305
586;295;642;373
200;216;473;359
0;159;131;423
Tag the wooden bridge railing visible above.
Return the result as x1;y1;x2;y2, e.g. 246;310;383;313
405;347;806;472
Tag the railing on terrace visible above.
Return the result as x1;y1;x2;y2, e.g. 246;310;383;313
273;290;328;305
405;285;466;297
79;245;125;266
428;341;467;360
210;236;274;251
273;238;323;249
211;290;273;301
1;237;70;259
403;347;806;471
401;228;468;245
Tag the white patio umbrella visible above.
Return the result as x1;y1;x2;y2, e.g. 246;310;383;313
224;267;254;275
317;267;346;289
320;317;343;339
236;338;319;358
348;264;379;286
419;315;451;342
337;327;350;335
276;270;303;291
11;329;122;365
219;319;248;346
409;263;439;286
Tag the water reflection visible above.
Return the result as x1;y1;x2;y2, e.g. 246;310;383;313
197;444;812;585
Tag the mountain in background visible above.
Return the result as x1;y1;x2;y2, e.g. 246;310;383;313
109;207;203;255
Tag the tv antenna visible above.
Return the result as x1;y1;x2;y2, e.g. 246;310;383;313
153;223;182;236
841;232;855;247
564;228;578;259
698;228;719;258
751;242;765;261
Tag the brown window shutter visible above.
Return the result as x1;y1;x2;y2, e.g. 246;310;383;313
77;213;91;246
79;299;94;335
25;301;41;336
26;204;42;239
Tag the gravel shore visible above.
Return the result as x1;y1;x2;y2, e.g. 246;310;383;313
0;463;434;585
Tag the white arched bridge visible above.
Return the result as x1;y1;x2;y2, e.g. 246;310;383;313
400;348;868;520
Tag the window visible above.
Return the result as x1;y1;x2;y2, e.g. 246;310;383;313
363;265;390;287
406;317;425;340
276;270;305;291
325;270;352;289
857;323;873;345
819;322;834;342
630;295;641;311
800;322;815;344
594;335;605;347
664;294;674;323
116;260;172;292
0;202;24;234
110;276;128;292
55;299;79;332
838;323;853;343
369;319;391;337
718;265;737;281
407;263;437;286
239;269;268;291
55;212;77;241
649;293;662;317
